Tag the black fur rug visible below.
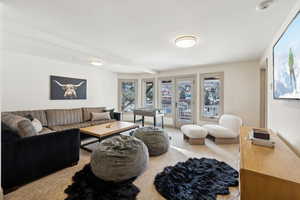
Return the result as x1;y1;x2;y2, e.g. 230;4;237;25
64;164;140;200
154;158;239;200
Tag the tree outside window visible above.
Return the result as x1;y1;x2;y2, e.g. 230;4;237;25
200;73;224;121
119;80;137;112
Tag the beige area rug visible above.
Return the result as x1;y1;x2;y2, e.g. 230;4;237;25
5;128;240;200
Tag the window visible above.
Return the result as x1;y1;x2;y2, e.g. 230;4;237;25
159;79;174;115
200;72;224;121
118;79;138;112
142;79;155;108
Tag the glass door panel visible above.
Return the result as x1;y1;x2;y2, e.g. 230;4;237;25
159;79;174;116
175;77;195;127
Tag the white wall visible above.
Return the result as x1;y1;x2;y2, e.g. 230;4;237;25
262;1;300;155
118;60;261;127
2;52;118;111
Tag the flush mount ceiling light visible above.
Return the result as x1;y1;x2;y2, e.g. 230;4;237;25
90;59;103;66
175;35;197;48
256;0;276;11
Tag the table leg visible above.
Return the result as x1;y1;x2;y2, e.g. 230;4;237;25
161;116;164;128
134;114;136;123
142;116;145;127
154;116;156;127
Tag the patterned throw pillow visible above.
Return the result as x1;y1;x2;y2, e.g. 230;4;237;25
91;112;111;121
17;119;37;137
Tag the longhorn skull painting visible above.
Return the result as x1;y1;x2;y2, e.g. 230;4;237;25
50;76;87;100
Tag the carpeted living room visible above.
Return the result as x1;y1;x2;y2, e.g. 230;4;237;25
1;1;300;200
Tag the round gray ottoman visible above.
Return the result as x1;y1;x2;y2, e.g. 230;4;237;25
133;127;169;156
90;135;149;182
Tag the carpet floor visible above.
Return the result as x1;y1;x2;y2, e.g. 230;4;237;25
5;128;240;200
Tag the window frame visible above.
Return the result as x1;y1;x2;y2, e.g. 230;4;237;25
141;78;155;108
199;72;224;122
118;79;138;113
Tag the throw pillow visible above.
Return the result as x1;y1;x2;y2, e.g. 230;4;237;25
91;112;111;121
31;118;43;133
105;109;115;119
17;119;37;137
24;114;34;121
2;113;28;132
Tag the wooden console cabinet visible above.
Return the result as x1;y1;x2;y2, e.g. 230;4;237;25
240;127;300;200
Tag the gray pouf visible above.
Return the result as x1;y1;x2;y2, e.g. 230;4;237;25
90;135;149;182
133;127;169;156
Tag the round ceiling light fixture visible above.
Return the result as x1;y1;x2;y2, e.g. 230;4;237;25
175;35;197;48
90;58;103;66
256;0;276;11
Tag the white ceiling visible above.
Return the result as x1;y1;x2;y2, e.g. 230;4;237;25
2;0;298;73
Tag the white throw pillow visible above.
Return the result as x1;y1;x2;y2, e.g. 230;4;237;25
31;118;43;133
91;112;111;121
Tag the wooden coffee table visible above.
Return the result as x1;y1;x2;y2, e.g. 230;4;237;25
80;121;139;152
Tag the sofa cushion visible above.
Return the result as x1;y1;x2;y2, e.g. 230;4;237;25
49;122;93;132
82;107;106;122
17;119;38;137
46;108;83;126
203;124;237;138
39;127;55;135
91;112;111;121
90;119;116;126
1;113;28;132
3;110;48;126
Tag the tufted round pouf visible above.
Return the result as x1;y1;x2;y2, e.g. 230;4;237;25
90;135;149;182
133;127;169;156
181;124;208;145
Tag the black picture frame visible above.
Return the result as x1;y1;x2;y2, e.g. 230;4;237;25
50;75;87;100
272;11;300;100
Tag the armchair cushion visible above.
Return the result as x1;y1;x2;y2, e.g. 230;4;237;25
203;124;238;138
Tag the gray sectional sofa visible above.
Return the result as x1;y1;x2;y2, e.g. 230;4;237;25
1;107;120;192
2;107;119;133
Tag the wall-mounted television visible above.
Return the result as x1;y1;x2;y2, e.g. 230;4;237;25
273;11;300;100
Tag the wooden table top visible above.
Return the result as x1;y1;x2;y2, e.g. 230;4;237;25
240;126;300;184
80;121;139;138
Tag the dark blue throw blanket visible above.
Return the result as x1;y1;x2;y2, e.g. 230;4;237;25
154;158;239;200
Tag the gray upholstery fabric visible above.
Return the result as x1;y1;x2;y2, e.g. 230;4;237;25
1;113;28;132
39;127;55;135
48;119;116;131
3;110;48;126
90;119;116;126
46;108;83;126
91;112;111;121
91;135;149;182
82;107;106;122
17;119;37;137
49;122;93;131
133;127;169;156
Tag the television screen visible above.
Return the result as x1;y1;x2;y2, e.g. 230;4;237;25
273;12;300;100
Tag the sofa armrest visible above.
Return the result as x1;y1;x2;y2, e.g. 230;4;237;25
113;112;122;121
1;128;80;190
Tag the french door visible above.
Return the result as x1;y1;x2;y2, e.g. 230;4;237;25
175;76;195;127
158;76;195;128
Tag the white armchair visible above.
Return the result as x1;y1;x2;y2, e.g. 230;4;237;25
203;114;243;144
